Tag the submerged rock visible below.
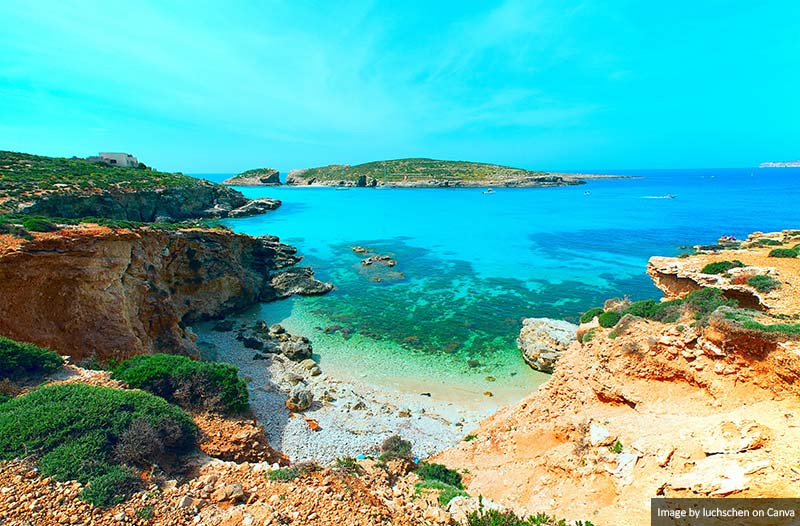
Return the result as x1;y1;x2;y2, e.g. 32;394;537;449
517;318;578;373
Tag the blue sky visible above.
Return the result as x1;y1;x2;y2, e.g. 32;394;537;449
1;1;798;172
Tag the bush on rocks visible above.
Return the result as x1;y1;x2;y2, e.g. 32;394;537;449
416;462;463;489
700;260;745;274
769;248;798;258
0;383;196;506
380;434;413;460
747;275;781;293
598;311;622;328
0;336;63;380
579;307;604;324
112;353;249;414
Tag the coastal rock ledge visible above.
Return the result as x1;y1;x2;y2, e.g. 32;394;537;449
517;318;578;373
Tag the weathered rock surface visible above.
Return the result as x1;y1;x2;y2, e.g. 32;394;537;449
263;266;334;300
285;387;314;412
0;227;318;361
437;233;800;525
226;197;282;218
517;318;578;373
222;168;281;186
236;321;313;362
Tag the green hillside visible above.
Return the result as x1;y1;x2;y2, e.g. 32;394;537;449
0;151;200;201
288;158;549;184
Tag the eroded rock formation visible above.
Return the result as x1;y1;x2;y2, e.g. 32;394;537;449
437;233;800;525
517;318;577;373
0;226;331;362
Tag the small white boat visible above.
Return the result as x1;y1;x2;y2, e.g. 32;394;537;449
482;188;495;195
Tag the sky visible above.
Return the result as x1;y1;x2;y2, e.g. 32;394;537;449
1;1;798;173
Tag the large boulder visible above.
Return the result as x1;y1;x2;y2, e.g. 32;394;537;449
263;267;334;300
517;318;578;373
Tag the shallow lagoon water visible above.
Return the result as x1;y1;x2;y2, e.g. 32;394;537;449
206;168;800;404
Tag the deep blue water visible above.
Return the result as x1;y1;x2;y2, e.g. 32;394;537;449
191;168;800;389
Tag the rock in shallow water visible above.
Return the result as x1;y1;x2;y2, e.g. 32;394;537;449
517;317;578;373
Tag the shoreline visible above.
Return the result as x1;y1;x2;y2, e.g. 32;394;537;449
195;319;545;464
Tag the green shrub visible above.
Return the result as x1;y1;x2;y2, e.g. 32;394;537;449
0;383;195;506
753;238;783;247
267;467;300;481
415;480;468;506
0;393;9;405
623;300;660;318
598;311;622;328
769;248;798;258
746;275;781;293
464;434;477;442
581;328;598;343
80;466;136;506
683;288;737;322
112;354;248;414
0;336;63;380
380;434;413;460
135;505;155;520
724;309;800;335
21;216;59;232
701;260;745;274
415;462;463;489
464;508;595;526
333;457;364;475
579;307;604;324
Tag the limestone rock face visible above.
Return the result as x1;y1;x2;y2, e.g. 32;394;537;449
222;168;281;186
0;227;319;362
517;318;578;373
263;267;334;300
227;198;281;218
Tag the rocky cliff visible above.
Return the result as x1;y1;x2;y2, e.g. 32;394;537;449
222;168;281;186
436;230;800;525
0;225;331;362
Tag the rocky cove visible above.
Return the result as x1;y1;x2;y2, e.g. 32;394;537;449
3;153;800;525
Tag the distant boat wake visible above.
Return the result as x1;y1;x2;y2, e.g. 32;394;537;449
643;194;677;199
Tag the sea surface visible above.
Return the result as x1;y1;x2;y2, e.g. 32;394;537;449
194;168;800;405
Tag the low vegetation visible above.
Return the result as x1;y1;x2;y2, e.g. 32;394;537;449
0;151;199;206
579;307;604;323
111;354;249;414
379;434;413;460
0;336;63;380
463;508;595;526
700;260;745;274
267;467;301;481
415;479;468;506
723;309;800;335
416;462;463;489
769;248;798;258
0;383;195;506
579;288;737;331
290;158;549;184
746;275;782;293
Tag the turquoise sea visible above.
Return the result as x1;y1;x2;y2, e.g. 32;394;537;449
196;168;800;404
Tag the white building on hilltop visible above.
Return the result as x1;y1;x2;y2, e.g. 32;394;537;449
87;152;139;168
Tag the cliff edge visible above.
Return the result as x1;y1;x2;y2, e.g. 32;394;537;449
436;230;800;525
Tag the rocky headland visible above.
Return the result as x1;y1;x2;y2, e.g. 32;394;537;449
435;229;800;525
222;168;281;186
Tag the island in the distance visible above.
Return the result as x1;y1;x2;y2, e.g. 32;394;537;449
222;167;281;186
759;160;800;168
226;158;623;188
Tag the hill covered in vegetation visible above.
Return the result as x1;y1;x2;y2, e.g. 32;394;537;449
285;158;590;188
0;151;274;221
